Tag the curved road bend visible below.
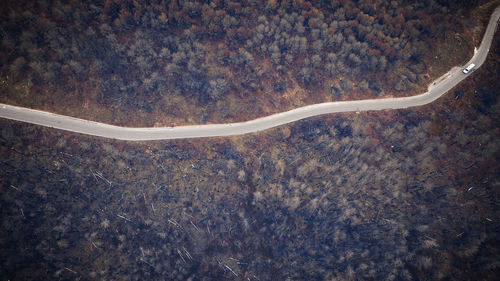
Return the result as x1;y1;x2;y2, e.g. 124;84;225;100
1;7;499;141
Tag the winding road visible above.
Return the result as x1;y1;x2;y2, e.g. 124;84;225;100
1;6;499;141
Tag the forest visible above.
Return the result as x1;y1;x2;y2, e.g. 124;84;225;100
0;0;485;126
1;38;499;277
1;0;499;280
1;12;500;279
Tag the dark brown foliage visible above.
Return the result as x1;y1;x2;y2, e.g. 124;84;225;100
0;0;477;126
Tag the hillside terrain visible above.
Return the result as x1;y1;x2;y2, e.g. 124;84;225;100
0;0;489;126
1;13;499;279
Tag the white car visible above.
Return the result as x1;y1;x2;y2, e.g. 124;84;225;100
463;63;475;74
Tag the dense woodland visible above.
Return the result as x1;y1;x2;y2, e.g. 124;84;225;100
1;0;500;280
1;16;500;280
0;0;486;125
